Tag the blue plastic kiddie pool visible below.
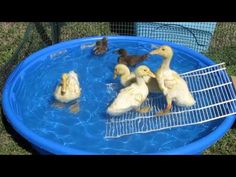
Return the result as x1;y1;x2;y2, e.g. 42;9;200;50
2;36;236;154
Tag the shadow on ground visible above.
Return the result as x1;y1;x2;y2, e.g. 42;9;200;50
1;108;39;155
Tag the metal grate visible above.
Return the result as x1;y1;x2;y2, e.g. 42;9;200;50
105;63;236;138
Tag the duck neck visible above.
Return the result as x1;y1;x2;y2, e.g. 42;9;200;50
160;54;173;70
136;76;146;86
121;69;131;80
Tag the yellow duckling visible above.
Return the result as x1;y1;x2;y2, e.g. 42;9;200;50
54;71;81;113
113;64;136;87
113;63;161;93
150;45;196;115
107;65;156;116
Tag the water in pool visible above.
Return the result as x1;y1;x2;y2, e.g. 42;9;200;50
9;39;223;154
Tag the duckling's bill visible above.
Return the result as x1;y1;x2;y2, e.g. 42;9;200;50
145;70;156;78
113;69;118;79
113;74;118;79
149;48;161;55
69;103;80;113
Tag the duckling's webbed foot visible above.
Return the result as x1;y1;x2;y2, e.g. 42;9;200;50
156;104;172;116
93;38;107;56
69;103;80;114
94;50;107;56
136;106;151;113
156;97;172;116
93;47;102;55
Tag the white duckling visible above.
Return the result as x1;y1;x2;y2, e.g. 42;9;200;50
150;45;196;115
113;63;161;93
113;64;136;87
107;65;156;116
54;71;81;113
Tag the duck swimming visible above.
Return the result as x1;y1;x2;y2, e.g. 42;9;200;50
53;71;81;113
150;45;196;115
107;65;156;116
113;64;136;87
115;48;149;66
93;37;108;55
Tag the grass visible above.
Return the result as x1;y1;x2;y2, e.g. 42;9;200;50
0;22;235;155
206;22;236;76
203;129;236;155
0;22;27;66
0;22;33;155
0;111;33;155
60;22;112;41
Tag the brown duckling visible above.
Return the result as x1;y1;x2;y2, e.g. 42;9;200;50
93;37;108;55
115;48;149;66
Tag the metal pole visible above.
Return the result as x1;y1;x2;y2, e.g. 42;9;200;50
51;22;60;44
34;22;52;46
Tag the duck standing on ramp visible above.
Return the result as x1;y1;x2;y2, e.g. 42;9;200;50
150;45;195;116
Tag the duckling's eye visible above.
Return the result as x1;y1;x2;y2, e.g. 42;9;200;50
162;48;165;51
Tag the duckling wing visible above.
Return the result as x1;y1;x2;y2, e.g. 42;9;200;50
119;84;136;94
128;54;148;65
66;73;81;97
127;56;140;66
160;70;179;90
93;42;107;55
164;79;177;89
134;93;146;106
118;57;128;65
173;89;196;107
107;83;148;116
107;88;135;116
164;71;195;107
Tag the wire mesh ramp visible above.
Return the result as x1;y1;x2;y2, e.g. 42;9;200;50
105;63;236;138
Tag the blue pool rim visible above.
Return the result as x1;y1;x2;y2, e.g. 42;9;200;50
2;36;236;155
